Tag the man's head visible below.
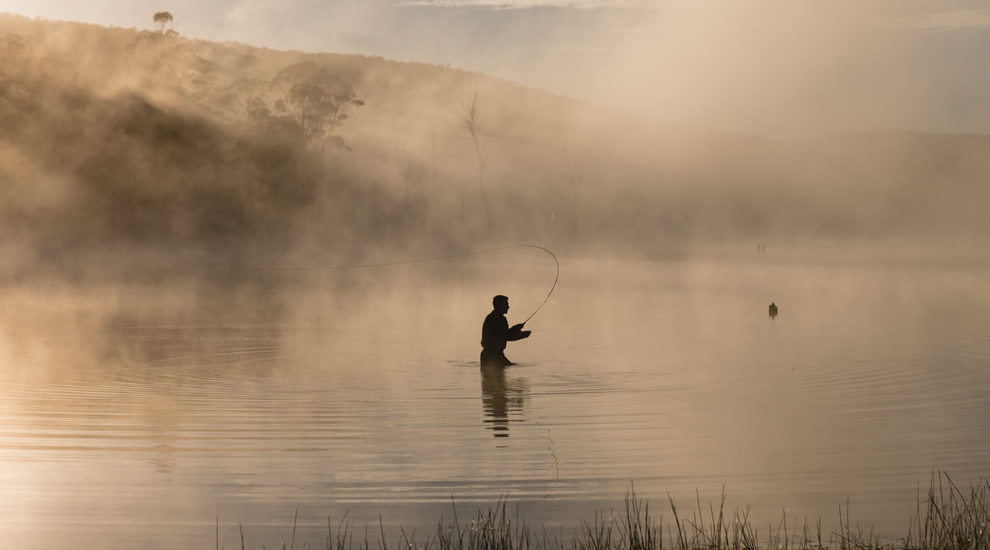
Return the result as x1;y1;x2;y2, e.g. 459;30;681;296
492;295;509;314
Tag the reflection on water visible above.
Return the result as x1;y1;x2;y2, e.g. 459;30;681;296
2;257;990;549
480;365;528;438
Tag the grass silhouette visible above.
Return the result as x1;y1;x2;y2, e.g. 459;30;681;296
222;472;989;550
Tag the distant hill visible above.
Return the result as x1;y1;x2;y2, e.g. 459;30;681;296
1;12;988;278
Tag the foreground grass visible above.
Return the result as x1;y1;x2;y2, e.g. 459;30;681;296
225;472;989;550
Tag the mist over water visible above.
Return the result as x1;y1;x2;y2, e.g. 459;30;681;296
2;7;990;550
3;257;990;549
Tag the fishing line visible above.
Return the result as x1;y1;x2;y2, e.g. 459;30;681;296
260;244;559;324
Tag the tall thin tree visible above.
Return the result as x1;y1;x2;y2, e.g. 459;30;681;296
564;148;596;241
461;91;491;231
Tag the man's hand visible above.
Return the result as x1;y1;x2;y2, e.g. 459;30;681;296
507;323;531;341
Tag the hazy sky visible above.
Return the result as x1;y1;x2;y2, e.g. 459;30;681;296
3;0;990;136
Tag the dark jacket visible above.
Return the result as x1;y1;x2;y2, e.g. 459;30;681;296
481;310;530;367
481;311;523;352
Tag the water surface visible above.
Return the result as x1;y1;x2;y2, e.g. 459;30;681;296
2;255;989;549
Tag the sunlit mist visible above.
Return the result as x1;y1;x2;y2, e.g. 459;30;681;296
2;3;990;549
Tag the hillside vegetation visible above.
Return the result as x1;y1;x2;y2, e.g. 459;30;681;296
1;13;989;278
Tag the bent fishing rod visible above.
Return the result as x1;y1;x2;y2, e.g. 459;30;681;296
517;244;558;325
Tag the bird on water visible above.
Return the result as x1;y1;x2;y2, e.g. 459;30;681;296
768;302;778;319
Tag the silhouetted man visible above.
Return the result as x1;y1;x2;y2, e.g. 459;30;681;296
481;295;531;367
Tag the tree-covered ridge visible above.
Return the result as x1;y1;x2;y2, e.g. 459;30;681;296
2;11;990;280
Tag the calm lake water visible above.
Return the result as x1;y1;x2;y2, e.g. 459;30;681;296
2;253;989;549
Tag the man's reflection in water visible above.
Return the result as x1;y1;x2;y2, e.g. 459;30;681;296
480;365;528;438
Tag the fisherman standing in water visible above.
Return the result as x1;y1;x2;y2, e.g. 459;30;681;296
481;295;531;367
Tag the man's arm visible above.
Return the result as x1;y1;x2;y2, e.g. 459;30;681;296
506;323;531;341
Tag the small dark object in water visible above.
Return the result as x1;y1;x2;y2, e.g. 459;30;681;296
768;302;778;319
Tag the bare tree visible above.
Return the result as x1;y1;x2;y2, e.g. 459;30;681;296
563;147;596;240
152;12;174;34
426;127;457;238
461;91;491;230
